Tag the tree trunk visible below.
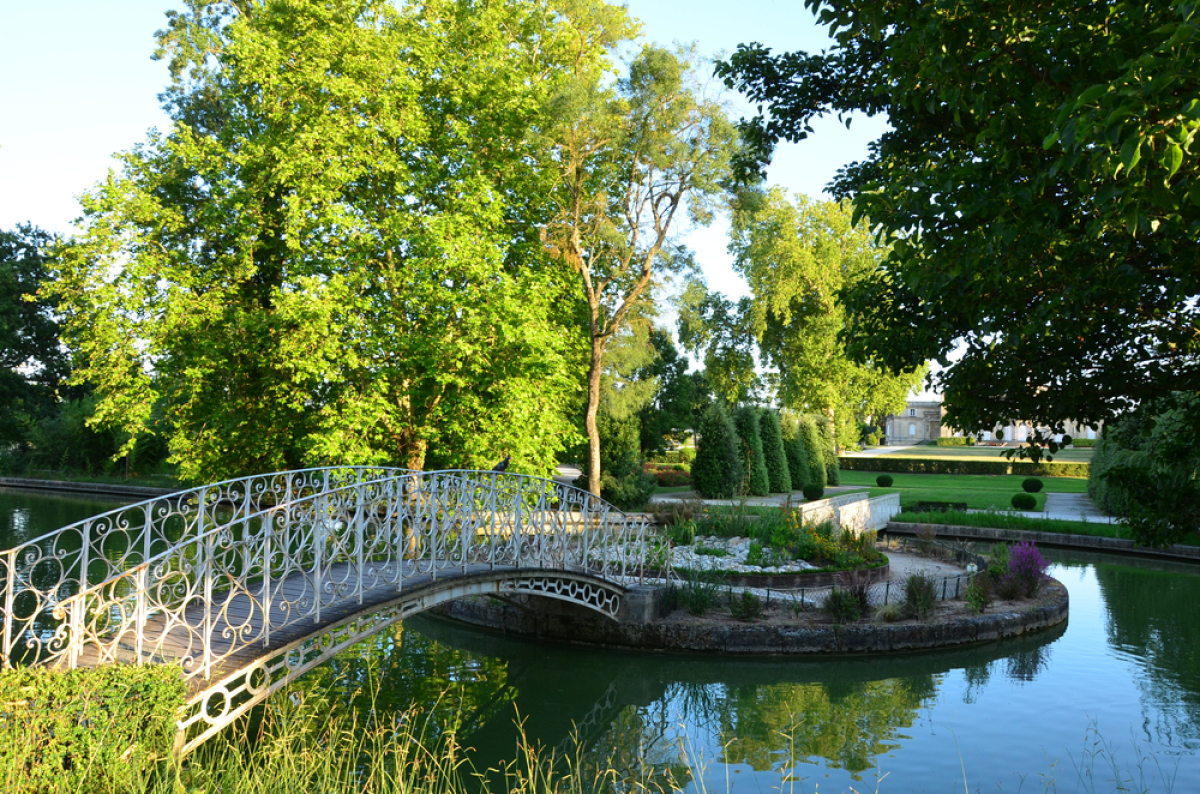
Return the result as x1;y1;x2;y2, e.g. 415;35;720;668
585;338;605;496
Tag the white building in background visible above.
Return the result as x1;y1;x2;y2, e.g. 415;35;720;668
882;396;1100;446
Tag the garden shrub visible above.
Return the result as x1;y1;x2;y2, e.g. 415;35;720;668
802;484;825;501
1061;434;1074;446
667;520;696;546
692;403;743;498
680;447;697;464
1071;438;1096;447
876;602;903;622
735;407;770;496
876;474;894;488
910;501;968;513
823;587;863;623
667;570;724;616
1022;477;1044;493
935;437;974;446
902;572;939;619
0;664;186;794
1010;492;1037;510
760;409;792;493
965;573;993;614
987;543;1009;578
1005;541;1050;597
838;457;1089;478
729;589;765;621
815;415;841;486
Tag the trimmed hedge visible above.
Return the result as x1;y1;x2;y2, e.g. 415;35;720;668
1022;477;1044;493
838;456;1089;478
935;437;974;446
1011;492;1037;510
876;474;894;488
0;664;185;794
1071;438;1097;447
735;407;770;496
760;410;792;493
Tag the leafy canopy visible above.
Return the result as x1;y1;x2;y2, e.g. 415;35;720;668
717;0;1200;453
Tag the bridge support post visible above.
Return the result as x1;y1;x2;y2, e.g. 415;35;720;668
617;585;665;625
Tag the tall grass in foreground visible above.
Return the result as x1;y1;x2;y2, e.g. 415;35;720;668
894;508;1126;538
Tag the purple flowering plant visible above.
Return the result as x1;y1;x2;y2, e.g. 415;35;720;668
1005;541;1050;597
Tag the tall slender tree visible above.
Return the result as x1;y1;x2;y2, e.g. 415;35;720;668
541;44;739;495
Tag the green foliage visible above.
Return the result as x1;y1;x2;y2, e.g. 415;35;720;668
0;664;185;794
800;415;827;490
823;587;863;624
718;0;1200;456
802;484;825;501
666;519;696;546
734;407;770;496
902;573;939;620
1022;477;1044;493
1071;438;1097;448
839;456;1089;478
781;411;813;490
689;190;925;429
1011;493;1038;511
936;437;974;446
910;501;968;514
668;570;725;616
729;589;765;621
965;574;992;615
1088;393;1200;547
815;415;841;486
876;474;893;488
759;409;792;493
988;544;1011;579
53;0;637;483
692;402;744;498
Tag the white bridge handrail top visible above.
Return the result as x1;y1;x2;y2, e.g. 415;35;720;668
46;469;634;615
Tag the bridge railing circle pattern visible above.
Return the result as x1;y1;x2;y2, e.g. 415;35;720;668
1;468;656;677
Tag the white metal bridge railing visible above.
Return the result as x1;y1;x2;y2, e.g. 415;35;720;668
1;467;654;679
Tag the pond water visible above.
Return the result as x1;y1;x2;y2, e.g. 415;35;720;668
4;487;1199;793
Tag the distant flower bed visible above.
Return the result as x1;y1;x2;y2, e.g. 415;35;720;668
644;462;691;487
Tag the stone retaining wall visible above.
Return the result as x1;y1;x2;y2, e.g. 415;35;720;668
0;476;175;500
887;522;1200;563
433;578;1068;655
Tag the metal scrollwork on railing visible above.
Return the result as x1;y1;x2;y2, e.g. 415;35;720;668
2;469;657;684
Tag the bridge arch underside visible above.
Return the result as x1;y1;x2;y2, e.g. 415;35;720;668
177;569;624;755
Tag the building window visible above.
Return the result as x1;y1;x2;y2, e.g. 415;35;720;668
908;409;916;416
909;423;916;436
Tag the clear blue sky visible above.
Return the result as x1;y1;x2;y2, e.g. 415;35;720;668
0;0;888;300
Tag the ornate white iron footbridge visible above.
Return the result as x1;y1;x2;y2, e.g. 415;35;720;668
0;467;658;754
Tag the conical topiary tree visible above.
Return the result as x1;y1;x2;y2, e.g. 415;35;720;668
800;415;827;492
815;414;841;486
782;412;811;491
760;409;791;493
692;402;743;498
735;407;770;496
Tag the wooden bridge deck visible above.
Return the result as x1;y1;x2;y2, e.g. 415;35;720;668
70;561;513;686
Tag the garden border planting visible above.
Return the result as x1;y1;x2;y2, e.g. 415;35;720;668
838;457;1089;477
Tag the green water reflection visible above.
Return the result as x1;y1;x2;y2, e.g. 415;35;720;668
4;488;1199;791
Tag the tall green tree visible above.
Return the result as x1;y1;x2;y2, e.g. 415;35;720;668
728;189;924;448
759;408;791;493
734;406;770;496
53;0;626;483
692;401;742;499
717;0;1200;451
1;225;69;447
541;43;739;495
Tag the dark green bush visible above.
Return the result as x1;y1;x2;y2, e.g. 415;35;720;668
1060;434;1074;446
902;572;939;619
802;484;825;501
729;589;765;621
838;457;1089;478
735;407;770;496
823;587;863;624
1022;477;1044;493
759;409;792;493
965;573;993;614
667;570;724;616
0;664;186;794
800;416;827;490
1011;492;1037;510
876;474;894;487
692;403;743;498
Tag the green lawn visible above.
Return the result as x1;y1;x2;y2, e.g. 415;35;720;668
837;469;1089;511
866;445;1094;463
